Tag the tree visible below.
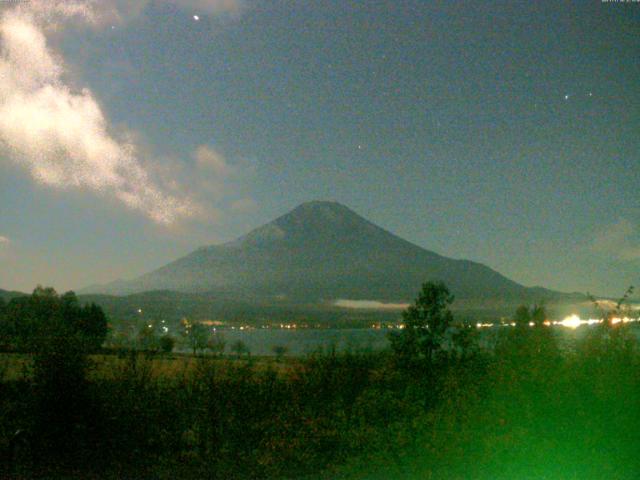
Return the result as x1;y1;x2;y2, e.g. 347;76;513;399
589;286;635;327
496;303;558;365
580;286;637;362
137;324;160;352
388;281;454;365
530;304;546;327
513;303;545;328
207;334;226;356
231;339;250;358
30;329;90;457
513;305;531;327
188;323;209;356
451;319;477;359
27;289;97;461
3;287;108;352
159;335;176;354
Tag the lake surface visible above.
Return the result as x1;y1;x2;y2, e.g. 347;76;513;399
206;324;640;356
218;328;390;356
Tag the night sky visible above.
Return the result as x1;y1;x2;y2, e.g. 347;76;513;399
0;0;638;296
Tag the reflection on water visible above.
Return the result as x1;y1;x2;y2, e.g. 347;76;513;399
220;328;389;356
210;319;640;356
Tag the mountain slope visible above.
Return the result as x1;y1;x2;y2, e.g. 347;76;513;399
0;288;26;302
87;201;563;302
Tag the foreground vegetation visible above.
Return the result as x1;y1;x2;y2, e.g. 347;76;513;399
0;285;638;479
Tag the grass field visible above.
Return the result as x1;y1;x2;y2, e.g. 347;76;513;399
0;351;299;384
1;326;640;479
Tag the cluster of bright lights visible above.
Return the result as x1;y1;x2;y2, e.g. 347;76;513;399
555;315;599;329
475;315;639;330
279;324;297;330
556;315;638;329
612;317;637;326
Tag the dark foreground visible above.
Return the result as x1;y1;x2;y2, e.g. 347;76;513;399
1;325;639;479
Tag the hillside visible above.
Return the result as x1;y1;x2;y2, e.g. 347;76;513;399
85;201;569;303
0;288;26;302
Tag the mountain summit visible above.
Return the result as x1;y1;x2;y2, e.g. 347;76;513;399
228;201;401;250
87;201;558;301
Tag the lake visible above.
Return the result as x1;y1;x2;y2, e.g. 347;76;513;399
205;323;640;356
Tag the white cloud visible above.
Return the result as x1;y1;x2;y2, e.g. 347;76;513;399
0;235;9;245
0;1;197;225
153;144;249;223
334;299;409;310
590;218;640;262
194;145;233;177
0;0;251;226
1;1;96;24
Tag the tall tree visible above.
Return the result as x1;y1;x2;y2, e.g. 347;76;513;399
389;281;454;365
530;304;546;327
187;323;209;356
513;305;531;327
3;287;108;352
78;303;108;351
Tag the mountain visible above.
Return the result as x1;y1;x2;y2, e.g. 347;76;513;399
0;288;27;303
85;201;567;302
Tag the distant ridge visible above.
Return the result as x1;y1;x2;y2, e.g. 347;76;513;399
0;288;27;302
84;201;570;302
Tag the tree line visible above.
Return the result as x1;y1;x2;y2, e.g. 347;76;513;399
0;282;638;478
0;286;108;353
